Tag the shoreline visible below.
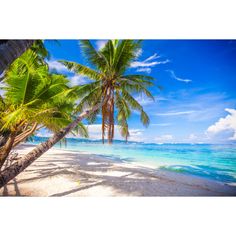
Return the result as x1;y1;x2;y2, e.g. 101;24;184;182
28;142;236;186
1;144;236;196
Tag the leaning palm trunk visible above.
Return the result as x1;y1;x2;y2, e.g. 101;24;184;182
12;123;38;148
0;40;35;76
0;132;16;170
0;101;103;188
0;123;38;169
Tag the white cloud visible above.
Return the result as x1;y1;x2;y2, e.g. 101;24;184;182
136;68;151;73
179;133;210;144
156;110;196;116
36;129;52;137
166;70;192;83
69;75;90;86
86;124;145;141
128;129;145;142
86;124;104;139
130;53;169;73
46;60;92;86
131;59;169;68
206;108;236;141
95;40;108;50
154;134;173;143
47;60;69;73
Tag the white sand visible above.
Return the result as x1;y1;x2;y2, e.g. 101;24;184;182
1;144;236;196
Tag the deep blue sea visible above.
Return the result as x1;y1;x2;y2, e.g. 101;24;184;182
29;137;236;184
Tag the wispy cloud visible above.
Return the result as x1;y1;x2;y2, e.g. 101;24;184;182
130;53;170;73
150;123;172;127
131;59;169;68
156;110;196;116
151;90;235;124
135;48;143;57
134;95;168;107
144;53;160;62
95;40;108;50
136;68;152;73
166;70;192;83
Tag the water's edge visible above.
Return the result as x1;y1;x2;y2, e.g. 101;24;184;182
23;139;236;186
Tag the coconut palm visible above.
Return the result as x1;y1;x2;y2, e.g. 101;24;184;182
0;98;100;187
0;49;88;169
0;40;157;188
0;40;35;76
0;40;99;187
60;40;156;143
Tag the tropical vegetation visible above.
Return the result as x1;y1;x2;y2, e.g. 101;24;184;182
61;40;156;143
0;39;156;188
0;43;88;171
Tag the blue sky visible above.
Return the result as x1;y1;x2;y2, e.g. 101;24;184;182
43;40;236;143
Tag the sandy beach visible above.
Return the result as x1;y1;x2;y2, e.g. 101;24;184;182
0;144;236;196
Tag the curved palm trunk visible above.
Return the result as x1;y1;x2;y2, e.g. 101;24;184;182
0;132;10;147
0;102;102;188
0;40;35;76
0;132;16;170
12;123;38;148
0;123;38;170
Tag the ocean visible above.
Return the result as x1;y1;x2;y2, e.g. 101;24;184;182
29;137;236;184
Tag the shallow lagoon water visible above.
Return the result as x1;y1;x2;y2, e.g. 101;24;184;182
29;137;236;184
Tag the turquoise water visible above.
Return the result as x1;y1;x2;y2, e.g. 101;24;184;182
29;137;236;184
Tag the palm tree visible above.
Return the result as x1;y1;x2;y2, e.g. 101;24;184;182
0;49;88;169
0;40;157;188
0;40;35;76
0;100;101;188
60;40;156;144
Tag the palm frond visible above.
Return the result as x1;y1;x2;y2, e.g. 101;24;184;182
59;60;103;80
72;122;89;138
113;40;142;75
79;40;107;69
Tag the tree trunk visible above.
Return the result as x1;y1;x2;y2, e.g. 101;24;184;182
0;102;102;188
12;123;38;147
0;132;16;170
101;85;115;144
0;40;35;76
107;89;114;144
102;105;105;144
